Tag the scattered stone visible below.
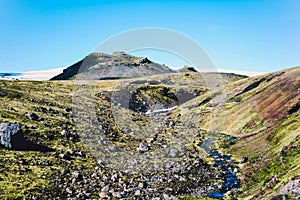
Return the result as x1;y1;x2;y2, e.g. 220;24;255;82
112;191;121;198
19;159;28;165
136;143;150;152
47;107;56;114
123;128;132;134
101;185;110;192
40;121;47;126
120;191;127;196
41;161;51;166
61;129;70;137
138;182;147;189
99;192;108;198
0;87;8;97
25;112;43;121
77;165;84;170
66;188;73;194
76;193;85;198
169;148;179;158
240;157;248;163
62;169;69;175
59;153;71;160
72;171;83;180
135;189;141;196
64;107;72;113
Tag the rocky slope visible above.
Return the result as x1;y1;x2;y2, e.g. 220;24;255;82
51;52;175;80
0;71;246;199
0;66;298;199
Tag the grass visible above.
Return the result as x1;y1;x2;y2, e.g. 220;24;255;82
0;67;299;199
0;80;98;198
176;67;300;199
0;78;215;198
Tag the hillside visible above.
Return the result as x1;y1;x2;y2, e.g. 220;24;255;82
178;66;300;199
0;67;299;199
51;52;175;80
0;71;247;199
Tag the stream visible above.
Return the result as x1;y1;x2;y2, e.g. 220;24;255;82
145;108;241;198
201;133;241;198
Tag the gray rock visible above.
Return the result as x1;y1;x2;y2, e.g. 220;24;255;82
99;192;108;198
77;165;84;170
25;112;43;121
101;185;110;192
135;189;141;196
112;191;121;198
138;182;147;189
123;128;132;134
0;123;52;151
0;87;8;97
61;129;70;137
76;193;85;198
72;171;83;180
62;169;70;175
0;123;20;148
66;188;72;194
59;153;71;160
136;143;150;152
47;107;58;114
169;148;179;158
240;157;248;163
41;161;51;166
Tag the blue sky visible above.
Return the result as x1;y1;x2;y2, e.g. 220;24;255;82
0;0;299;72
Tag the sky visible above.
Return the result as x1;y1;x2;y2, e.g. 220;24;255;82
0;0;299;73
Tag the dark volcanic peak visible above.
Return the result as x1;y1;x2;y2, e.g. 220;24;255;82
51;52;175;80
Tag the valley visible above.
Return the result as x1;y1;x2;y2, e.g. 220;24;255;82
0;64;299;199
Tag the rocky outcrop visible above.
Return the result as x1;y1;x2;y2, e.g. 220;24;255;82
176;65;198;73
0;123;53;152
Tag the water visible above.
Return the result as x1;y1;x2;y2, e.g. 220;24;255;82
0;73;22;77
200;133;241;199
0;73;22;80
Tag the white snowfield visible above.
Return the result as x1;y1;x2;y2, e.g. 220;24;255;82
21;68;65;80
0;68;64;81
197;68;266;77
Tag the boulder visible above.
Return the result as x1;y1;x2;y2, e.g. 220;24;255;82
240;157;248;164
0;122;53;152
25;112;43;121
136;143;150;152
0;87;8;97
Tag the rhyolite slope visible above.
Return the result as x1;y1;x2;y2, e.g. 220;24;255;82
177;66;300;199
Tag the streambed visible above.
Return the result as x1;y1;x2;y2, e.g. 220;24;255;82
201;133;241;198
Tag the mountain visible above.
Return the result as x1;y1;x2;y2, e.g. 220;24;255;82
51;51;175;80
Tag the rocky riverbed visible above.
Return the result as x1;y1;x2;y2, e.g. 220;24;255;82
0;106;242;199
200;133;241;199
